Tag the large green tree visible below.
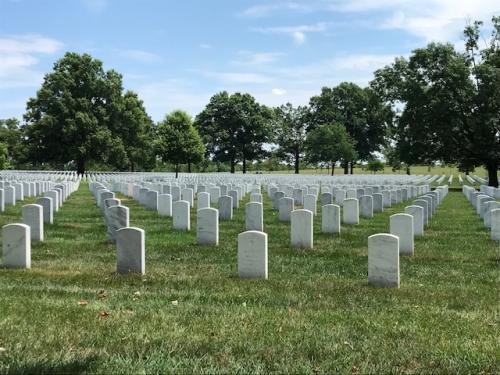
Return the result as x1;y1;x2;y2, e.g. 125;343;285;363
274;103;309;174
371;17;499;187
308;82;393;174
155;110;205;178
194;91;272;173
23;52;153;174
305;123;357;175
0;118;27;168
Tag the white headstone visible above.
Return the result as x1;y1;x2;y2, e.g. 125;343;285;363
173;200;190;230
218;195;233;220
116;227;145;274
321;204;340;234
245;202;263;232
197;192;210;209
390;213;414;255
2;223;31;268
35;197;53;224
491;209;500;241
368;233;399;288
291;209;313;249
359;195;373;218
343;198;359;224
22;204;43;242
197;207;219;245
303;194;317;216
238;230;268;279
107;205;129;244
158;194;172;217
404;205;424;236
278;197;294;222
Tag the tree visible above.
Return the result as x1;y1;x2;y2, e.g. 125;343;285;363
194;91;272;173
367;159;385;174
305;123;357;175
155;110;205;178
308;82;393;174
274;103;308;174
23;52;153;175
109;91;156;171
0;142;9;169
0;118;27;168
371;17;499;187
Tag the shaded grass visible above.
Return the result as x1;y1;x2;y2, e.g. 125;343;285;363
0;183;498;374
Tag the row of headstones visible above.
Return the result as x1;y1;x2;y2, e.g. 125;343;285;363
479;184;500;200
463;185;500;241
1;181;79;268
367;185;449;288
0;180;57;210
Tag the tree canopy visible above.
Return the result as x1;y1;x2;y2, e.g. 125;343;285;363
194;91;272;173
305;123;357;175
371;16;499;186
273;103;309;174
23;52;155;174
155;110;205;178
308;82;393;173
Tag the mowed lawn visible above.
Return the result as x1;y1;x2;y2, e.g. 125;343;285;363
0;183;497;374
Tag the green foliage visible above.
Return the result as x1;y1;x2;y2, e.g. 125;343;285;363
305;123;357;175
0;118;27;168
308;82;393;164
371;17;499;186
273;103;309;174
23;52;154;174
366;159;385;173
0;142;9;169
155;110;205;177
194;91;272;173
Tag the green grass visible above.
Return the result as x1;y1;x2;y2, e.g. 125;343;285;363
0;183;498;374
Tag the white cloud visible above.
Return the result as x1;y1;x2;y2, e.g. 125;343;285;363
81;0;108;13
240;2;314;18
116;49;161;63
0;34;63;88
198;71;272;84
272;88;287;96
252;22;328;45
233;51;285;66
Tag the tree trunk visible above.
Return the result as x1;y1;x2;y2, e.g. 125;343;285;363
294;150;300;174
350;162;354;174
486;161;499;187
188;162;191;173
343;160;349;174
406;166;410;175
331;162;335;176
77;159;85;176
230;159;235;174
242;156;247;174
175;164;179;179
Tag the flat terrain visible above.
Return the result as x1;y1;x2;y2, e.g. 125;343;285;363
0;183;498;374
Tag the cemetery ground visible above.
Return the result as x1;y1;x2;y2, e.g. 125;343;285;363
0;183;497;374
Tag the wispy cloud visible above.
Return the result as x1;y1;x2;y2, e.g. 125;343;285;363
200;71;272;84
239;2;314;18
116;49;161;63
81;0;108;13
0;34;63;88
199;43;212;49
232;51;285;66
252;22;328;45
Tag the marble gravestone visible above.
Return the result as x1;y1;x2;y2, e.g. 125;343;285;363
2;223;31;268
278;197;294;222
368;233;399;288
158;194;172;217
22;204;44;242
173;200;190;230
321;204;340;234
197;192;210;209
218;195;233;220
35;197;53;224
291;209;313;249
404;205;424;236
303;194;317;216
238;230;268;279
116;227;145;274
245;202;263;232
359;195;373;218
197;208;219;245
343;198;359;224
390;213;414;256
107;205;129;244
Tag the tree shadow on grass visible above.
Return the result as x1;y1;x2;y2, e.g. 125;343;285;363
5;356;98;375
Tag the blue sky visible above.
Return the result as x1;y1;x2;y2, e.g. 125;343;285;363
1;0;498;122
